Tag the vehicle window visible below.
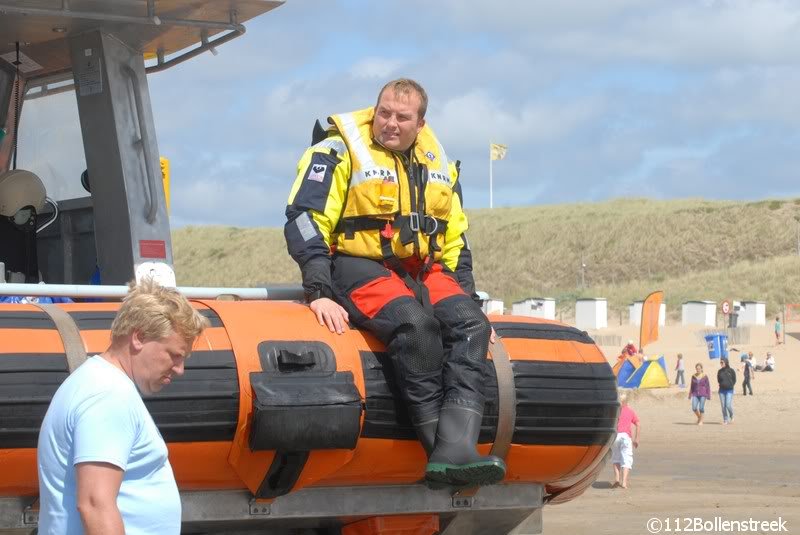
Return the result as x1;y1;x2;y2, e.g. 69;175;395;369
16;89;88;202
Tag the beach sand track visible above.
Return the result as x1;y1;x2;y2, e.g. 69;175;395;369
533;324;800;535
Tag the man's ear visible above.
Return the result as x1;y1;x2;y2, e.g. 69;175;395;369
131;330;144;352
416;117;426;135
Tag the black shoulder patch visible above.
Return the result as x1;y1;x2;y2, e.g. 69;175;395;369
292;151;339;212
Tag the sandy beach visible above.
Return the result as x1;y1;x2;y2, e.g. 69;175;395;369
536;323;800;535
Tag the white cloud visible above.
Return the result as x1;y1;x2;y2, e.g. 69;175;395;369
430;90;607;152
348;57;406;80
433;0;800;66
171;175;284;228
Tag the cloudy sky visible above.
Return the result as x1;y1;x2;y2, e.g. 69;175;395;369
18;0;800;228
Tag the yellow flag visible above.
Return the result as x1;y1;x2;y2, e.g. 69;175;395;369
490;143;507;161
159;156;171;213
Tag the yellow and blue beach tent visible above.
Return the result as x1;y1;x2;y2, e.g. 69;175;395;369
621;356;670;389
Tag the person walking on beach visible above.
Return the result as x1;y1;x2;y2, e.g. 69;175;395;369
717;358;736;424
774;317;782;346
741;355;754;396
746;351;758;371
674;353;686;388
611;391;640;489
689;363;711;425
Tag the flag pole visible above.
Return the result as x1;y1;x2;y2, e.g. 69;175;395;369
489;142;493;209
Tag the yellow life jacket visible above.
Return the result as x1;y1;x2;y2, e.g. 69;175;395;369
328;107;455;262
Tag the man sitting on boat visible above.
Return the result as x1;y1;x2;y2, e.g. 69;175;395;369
284;78;505;488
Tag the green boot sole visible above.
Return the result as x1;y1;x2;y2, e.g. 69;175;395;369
424;460;506;487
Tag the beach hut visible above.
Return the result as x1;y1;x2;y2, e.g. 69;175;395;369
483;299;505;315
575;298;607;330
620;356;670;389
476;291;505;315
682;301;716;327
628;301;666;326
738;301;766;326
512;297;556;320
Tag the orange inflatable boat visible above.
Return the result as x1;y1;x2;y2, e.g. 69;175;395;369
0;300;617;534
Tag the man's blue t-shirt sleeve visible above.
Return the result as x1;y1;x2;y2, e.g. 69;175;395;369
72;389;138;470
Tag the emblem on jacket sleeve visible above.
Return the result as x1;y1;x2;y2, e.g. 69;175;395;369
308;164;327;182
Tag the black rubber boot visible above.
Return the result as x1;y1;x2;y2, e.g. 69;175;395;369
424;405;506;487
415;418;439;458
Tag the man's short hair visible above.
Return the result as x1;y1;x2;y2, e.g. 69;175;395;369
376;78;428;119
111;278;209;345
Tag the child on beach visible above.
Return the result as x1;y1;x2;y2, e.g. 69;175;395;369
763;352;775;372
622;340;637;356
612;391;640;489
674;353;686;388
689;363;711;425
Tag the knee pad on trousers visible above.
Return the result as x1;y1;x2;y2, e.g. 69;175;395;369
386;298;444;374
443;297;492;364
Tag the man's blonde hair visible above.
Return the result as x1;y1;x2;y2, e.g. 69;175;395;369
111;278;209;345
618;390;629;405
376;78;428;119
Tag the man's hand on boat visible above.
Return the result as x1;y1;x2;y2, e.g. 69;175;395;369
310;297;350;334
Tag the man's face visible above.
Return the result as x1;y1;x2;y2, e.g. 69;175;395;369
131;329;191;394
372;89;425;152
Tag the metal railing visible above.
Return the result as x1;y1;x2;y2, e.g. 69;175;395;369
0;282;304;301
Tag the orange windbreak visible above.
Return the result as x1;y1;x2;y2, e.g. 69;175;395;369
639;290;664;350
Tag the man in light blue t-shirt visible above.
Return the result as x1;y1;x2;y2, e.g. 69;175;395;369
37;279;209;535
